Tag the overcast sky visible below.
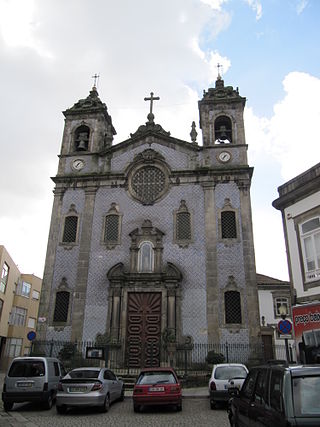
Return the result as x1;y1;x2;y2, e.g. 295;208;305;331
1;0;319;281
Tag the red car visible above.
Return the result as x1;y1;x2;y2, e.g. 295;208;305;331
132;367;182;412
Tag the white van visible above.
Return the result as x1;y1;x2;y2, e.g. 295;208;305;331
2;356;65;411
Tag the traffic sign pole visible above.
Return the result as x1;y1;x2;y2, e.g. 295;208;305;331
278;319;292;363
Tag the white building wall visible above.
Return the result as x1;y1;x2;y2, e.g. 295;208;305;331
284;190;320;299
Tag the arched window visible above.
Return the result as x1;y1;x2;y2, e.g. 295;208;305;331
214;115;232;144
138;242;154;272
53;291;70;323
74;125;90;151
225;291;242;324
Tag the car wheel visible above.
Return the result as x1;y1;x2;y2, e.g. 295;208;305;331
176;403;182;412
210;401;217;410
229;412;239;427
133;404;140;413
43;393;53;410
101;394;110;413
3;401;14;412
56;405;67;414
119;387;125;401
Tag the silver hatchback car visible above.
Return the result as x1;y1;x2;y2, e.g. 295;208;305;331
56;367;124;414
209;363;248;409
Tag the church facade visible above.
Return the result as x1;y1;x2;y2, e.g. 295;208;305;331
37;77;261;367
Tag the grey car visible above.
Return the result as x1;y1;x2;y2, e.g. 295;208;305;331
56;367;124;414
2;357;65;411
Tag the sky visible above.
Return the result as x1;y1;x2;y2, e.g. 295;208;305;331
0;0;320;281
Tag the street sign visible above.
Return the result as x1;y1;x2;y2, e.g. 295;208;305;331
27;331;36;341
278;319;292;335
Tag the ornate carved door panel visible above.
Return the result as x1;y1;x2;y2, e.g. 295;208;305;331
126;292;161;367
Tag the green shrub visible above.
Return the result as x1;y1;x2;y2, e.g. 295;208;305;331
206;351;225;364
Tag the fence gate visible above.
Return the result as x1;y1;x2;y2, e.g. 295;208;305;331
126;292;161;367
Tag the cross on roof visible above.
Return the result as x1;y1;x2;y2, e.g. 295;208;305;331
144;92;160;115
92;73;100;87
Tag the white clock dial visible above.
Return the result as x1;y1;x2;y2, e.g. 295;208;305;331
218;151;231;163
72;159;85;171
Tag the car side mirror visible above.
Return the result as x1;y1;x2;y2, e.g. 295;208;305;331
228;387;240;397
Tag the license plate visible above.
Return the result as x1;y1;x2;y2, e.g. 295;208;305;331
17;382;33;388
149;386;164;392
225;384;240;390
69;386;87;392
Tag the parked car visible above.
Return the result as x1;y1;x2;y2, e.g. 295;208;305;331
2;356;65;411
56;367;124;414
209;363;248;409
228;362;320;426
132;367;182;413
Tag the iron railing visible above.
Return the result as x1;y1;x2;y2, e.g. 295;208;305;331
29;339;297;377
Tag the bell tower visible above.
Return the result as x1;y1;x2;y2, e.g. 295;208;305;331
57;85;116;177
199;75;261;354
198;74;247;159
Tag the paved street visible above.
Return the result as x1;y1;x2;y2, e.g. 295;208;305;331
0;397;230;427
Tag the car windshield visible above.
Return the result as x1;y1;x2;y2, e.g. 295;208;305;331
293;376;320;416
214;366;247;380
69;370;100;379
137;371;177;385
8;361;45;377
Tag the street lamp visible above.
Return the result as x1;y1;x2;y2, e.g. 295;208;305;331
279;304;290;363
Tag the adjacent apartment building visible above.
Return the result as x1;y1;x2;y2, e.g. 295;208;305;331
273;163;320;304
0;246;42;370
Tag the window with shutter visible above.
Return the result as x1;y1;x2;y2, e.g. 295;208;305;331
62;216;78;243
53;291;70;322
225;291;242;324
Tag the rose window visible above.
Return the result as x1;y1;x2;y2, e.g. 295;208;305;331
131;166;166;204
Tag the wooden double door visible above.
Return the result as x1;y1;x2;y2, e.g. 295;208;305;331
126;292;161;367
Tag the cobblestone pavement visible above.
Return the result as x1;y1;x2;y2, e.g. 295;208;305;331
0;398;230;427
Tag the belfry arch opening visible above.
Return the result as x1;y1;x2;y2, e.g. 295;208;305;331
74;125;90;151
214;115;232;144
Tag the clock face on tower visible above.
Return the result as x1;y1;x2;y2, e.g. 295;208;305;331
72;159;85;171
218;151;231;163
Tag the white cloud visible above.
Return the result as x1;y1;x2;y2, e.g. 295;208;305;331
268;72;320;181
246;72;320;182
244;0;262;20
296;0;308;15
199;0;228;10
0;0;53;58
244;71;320;280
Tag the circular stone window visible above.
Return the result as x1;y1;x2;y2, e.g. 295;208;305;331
131;166;167;204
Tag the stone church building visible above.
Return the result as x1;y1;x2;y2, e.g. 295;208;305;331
37;76;261;367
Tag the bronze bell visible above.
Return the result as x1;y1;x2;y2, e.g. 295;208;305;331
218;125;228;140
76;132;88;150
77;139;87;150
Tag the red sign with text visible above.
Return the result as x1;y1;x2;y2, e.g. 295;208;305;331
292;302;320;359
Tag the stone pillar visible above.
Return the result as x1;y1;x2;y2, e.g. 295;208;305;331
110;288;121;341
70;185;97;341
238;178;261;353
203;182;220;343
37;186;65;340
166;286;176;335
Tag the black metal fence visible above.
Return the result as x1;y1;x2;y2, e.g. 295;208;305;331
30;339;296;377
